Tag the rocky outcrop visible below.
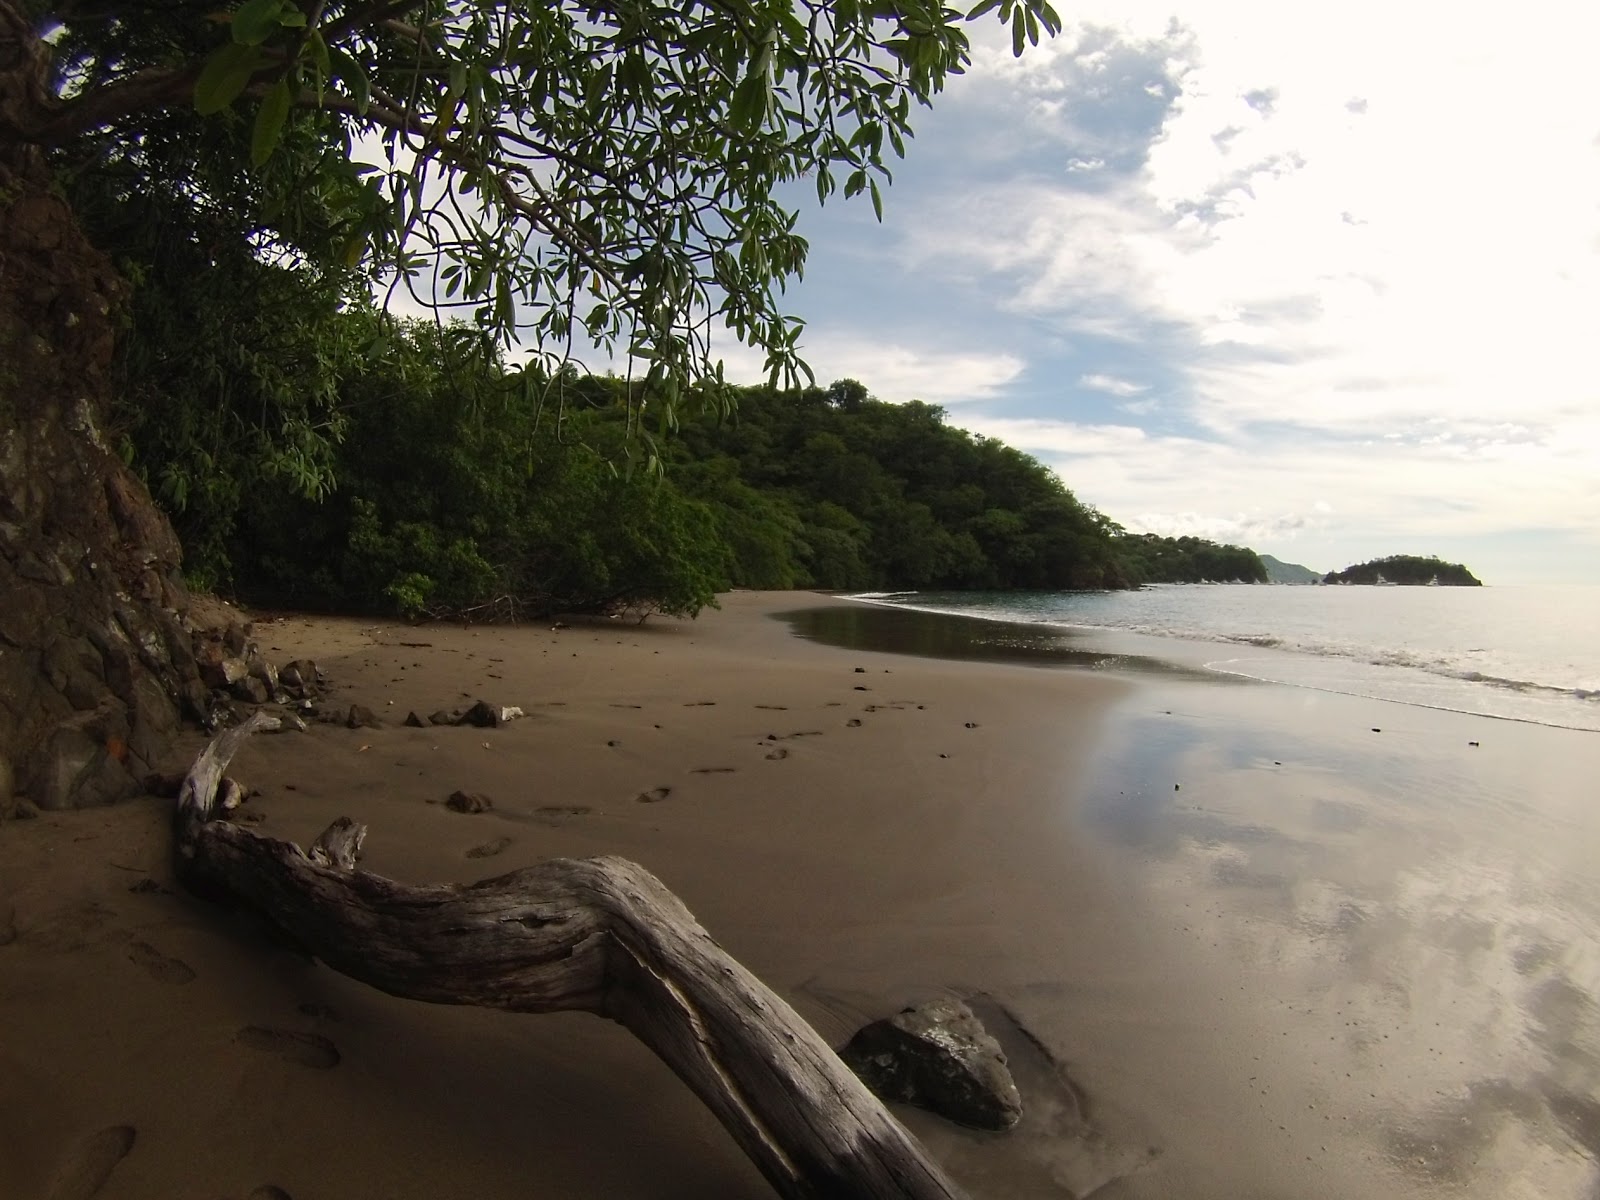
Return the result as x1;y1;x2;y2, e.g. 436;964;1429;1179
840;997;1024;1131
0;147;202;811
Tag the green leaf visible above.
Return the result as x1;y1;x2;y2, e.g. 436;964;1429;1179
232;0;288;47
1011;12;1026;56
195;42;269;114
250;77;293;165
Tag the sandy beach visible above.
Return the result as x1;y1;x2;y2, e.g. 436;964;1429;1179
3;591;1598;1199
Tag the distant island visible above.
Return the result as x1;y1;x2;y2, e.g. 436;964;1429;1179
1259;554;1321;584
1323;555;1482;586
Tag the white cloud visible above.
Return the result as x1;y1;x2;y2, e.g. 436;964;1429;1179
752;334;1026;404
856;1;1600;579
1079;372;1148;397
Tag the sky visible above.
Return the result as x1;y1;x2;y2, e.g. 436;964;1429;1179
708;0;1600;584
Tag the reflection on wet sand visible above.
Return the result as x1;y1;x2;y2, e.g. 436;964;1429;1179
780;603;1239;683
1084;689;1600;1198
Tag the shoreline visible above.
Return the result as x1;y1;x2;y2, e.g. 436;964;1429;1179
2;591;1597;1198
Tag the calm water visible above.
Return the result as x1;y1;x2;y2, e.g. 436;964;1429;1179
844;585;1600;732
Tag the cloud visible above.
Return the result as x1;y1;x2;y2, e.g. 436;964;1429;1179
715;333;1025;405
1079;372;1148;397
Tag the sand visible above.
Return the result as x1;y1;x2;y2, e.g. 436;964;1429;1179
3;591;1598;1199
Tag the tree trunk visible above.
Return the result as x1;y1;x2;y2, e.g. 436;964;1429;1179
174;714;969;1200
1;13;206;814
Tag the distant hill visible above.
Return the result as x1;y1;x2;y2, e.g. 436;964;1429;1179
1323;555;1482;586
1259;554;1321;584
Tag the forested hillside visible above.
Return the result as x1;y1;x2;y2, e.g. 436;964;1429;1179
1324;556;1481;586
110;304;1263;615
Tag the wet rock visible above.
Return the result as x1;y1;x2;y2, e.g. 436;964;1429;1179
445;789;493;814
840;997;1023;1131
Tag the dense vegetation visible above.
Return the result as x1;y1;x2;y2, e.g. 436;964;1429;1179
1324;556;1482;586
99;267;1266;617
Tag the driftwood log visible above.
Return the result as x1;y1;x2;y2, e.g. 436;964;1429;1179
173;713;967;1200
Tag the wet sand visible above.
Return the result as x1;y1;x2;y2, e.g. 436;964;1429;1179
2;591;1597;1199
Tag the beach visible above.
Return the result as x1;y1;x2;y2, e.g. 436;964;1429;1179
3;591;1597;1199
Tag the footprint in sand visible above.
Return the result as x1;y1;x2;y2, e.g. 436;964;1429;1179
846;719;863;728
127;940;195;985
47;1124;137;1200
466;836;514;859
765;748;790;761
755;704;788;711
690;767;736;774
533;805;591;821
235;1026;341;1069
684;700;717;707
636;786;672;804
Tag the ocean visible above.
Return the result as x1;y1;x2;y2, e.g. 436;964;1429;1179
841;584;1600;733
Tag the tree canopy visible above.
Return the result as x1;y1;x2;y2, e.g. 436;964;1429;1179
5;0;1061;431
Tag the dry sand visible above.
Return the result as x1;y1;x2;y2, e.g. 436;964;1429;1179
4;591;1598;1200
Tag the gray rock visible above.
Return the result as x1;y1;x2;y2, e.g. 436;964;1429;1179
403;711;426;728
840;997;1023;1131
346;704;381;730
428;708;463;726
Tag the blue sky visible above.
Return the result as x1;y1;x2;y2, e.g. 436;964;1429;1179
706;1;1600;585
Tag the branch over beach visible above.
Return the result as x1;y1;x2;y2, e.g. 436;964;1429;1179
172;712;967;1200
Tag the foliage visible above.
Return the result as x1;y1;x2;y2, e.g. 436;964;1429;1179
1323;555;1482;586
1114;533;1268;585
671;381;1138;590
14;0;1063;441
233;321;727;618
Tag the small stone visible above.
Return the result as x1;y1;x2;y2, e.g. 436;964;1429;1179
428;708;462;726
11;797;39;820
347;704;381;730
404;711;426;728
445;790;493;814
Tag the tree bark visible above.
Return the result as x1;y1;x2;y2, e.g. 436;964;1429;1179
174;713;969;1200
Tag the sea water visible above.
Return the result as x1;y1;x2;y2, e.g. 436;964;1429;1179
845;585;1600;733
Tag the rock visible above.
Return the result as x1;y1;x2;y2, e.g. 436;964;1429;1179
231;675;271;705
279;659;321;697
346;704;381;730
6;796;40;820
457;699;522;728
248;655;279;693
403;711;426;728
445;789;493;814
197;645;249;690
839;997;1023;1131
428;708;462;726
223;621;251;655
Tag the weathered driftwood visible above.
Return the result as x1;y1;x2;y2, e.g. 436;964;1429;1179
173;713;967;1200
